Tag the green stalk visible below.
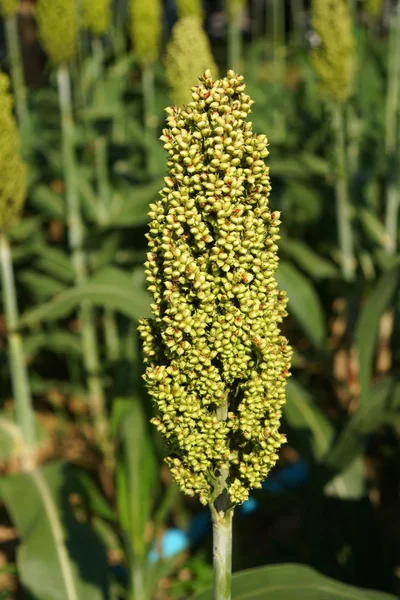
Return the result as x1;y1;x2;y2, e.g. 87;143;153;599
332;102;355;282
56;65;111;461
384;0;400;255
142;65;158;177
290;0;305;47
212;510;232;600
228;16;242;72
210;400;233;600
4;14;30;144
0;232;35;471
272;0;285;80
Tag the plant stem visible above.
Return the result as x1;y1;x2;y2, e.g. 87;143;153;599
290;0;305;47
211;508;233;600
272;0;285;80
332;102;355;282
142;65;158;177
0;233;35;471
228;15;242;72
56;65;111;464
210;399;233;600
4;14;30;145
384;0;400;255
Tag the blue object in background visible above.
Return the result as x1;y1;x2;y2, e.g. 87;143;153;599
146;460;311;563
149;528;189;563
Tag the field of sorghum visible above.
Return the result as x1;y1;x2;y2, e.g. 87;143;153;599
0;0;399;599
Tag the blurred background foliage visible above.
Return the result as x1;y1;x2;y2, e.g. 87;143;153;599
0;0;399;598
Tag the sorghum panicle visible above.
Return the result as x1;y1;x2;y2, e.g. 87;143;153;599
166;16;218;106
82;0;111;37
0;73;26;231
36;0;78;65
0;0;18;17
130;0;162;66
176;0;203;20
139;70;292;507
312;0;355;104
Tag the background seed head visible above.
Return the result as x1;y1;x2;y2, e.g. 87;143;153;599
311;0;356;104
166;16;218;106
0;0;18;17
130;0;162;66
82;0;111;37
0;73;27;232
36;0;78;65
139;70;292;507
176;0;203;19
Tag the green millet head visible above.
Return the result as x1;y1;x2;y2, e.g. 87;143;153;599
311;0;355;104
0;0;19;17
138;70;292;507
0;73;27;231
166;16;218;106
176;0;203;19
130;0;162;66
82;0;111;36
36;0;78;65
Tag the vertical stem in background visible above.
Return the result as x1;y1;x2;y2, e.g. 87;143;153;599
228;14;242;72
0;233;35;471
5;14;30;144
290;0;305;47
142;65;158;177
384;0;400;255
272;0;285;80
210;399;233;600
56;65;111;464
332;102;355;282
252;0;264;41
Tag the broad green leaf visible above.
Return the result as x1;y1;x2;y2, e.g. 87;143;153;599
107;181;161;228
355;268;399;406
284;378;334;463
30;185;65;220
117;397;157;561
280;237;338;280
276;261;327;350
75;471;116;522
324;456;365;500
19;266;151;327
17;271;66;301
1;462;109;600
193;563;397;600
33;246;75;283
358;208;391;248
323;377;396;477
24;330;82;361
0;417;24;463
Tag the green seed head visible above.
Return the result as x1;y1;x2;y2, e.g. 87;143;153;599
176;0;203;19
0;0;18;17
139;70;292;507
36;0;78;65
82;0;111;36
312;0;355;104
130;0;162;66
166;16;218;106
226;0;246;21
0;73;27;232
